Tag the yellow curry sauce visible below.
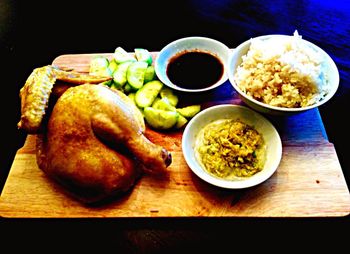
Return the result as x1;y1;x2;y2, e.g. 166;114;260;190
195;119;265;179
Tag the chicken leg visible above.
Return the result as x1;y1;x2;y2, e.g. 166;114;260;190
37;84;171;203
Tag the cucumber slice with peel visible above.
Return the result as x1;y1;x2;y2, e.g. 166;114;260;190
114;47;136;64
177;105;201;118
89;56;112;77
108;59;118;73
135;80;163;108
175;114;188;129
144;107;179;130
151;97;161;107
91;68;113;78
123;83;133;93
127;92;136;102
144;65;155;83
113;61;132;88
127;61;148;90
89;56;109;72
135;48;153;65
160;87;179;107
152;97;176;112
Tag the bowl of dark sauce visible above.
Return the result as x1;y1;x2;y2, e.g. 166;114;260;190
155;37;231;92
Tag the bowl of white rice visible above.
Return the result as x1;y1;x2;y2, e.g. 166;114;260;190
227;31;339;115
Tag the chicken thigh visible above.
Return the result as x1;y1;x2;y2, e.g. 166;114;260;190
36;84;171;203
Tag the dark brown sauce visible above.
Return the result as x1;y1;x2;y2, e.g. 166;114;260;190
166;50;224;90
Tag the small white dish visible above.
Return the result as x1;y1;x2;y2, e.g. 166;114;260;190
155;36;231;92
182;104;282;189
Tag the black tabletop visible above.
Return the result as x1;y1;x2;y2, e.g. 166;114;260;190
1;0;349;249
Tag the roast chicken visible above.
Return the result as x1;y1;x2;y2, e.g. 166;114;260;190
18;66;172;204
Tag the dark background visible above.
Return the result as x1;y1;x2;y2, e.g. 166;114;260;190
1;0;349;251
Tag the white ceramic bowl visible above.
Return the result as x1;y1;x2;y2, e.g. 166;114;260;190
182;104;282;189
227;34;339;115
155;36;231;92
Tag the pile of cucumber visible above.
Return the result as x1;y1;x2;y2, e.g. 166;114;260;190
89;47;201;130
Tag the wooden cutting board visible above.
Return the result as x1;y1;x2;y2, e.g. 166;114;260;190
1;53;349;218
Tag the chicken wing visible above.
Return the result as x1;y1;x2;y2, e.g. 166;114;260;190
18;65;112;133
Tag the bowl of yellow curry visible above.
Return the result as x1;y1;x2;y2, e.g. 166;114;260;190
182;104;282;189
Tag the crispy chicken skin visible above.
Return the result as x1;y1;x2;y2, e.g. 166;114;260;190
37;84;171;203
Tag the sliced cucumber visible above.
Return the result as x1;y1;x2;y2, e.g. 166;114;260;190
177;105;201;118
151;97;161;107
123;83;133;94
135;80;163;108
89;56;112;77
90;56;109;72
152;97;176;112
127;92;136;102
144;65;155;83
127;61;148;90
113;61;132;88
160;87;179;107
135;48;153;65
175;114;188;129
128;93;145;116
91;68;113;78
144;107;179;130
108;59;118;73
114;47;136;64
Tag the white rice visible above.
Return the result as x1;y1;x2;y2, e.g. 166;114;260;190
234;31;330;108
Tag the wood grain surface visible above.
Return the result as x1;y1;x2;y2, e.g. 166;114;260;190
0;53;349;218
